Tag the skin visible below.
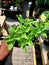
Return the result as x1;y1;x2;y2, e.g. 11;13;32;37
0;41;10;61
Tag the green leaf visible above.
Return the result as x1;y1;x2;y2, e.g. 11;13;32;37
27;40;33;46
21;46;27;52
41;33;47;38
8;43;14;50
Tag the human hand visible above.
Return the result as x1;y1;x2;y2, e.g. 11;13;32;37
0;41;10;61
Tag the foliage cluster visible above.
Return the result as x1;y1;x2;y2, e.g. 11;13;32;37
41;11;49;39
4;14;49;51
13;0;22;8
1;0;22;9
42;11;49;21
36;0;49;6
1;1;9;8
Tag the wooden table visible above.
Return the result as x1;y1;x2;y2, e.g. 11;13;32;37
0;8;6;15
0;16;8;38
0;16;6;27
39;37;49;65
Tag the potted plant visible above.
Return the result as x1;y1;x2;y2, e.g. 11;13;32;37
3;15;38;65
39;11;49;46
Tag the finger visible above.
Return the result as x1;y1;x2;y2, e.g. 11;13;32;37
0;46;1;48
1;41;8;46
1;41;10;52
